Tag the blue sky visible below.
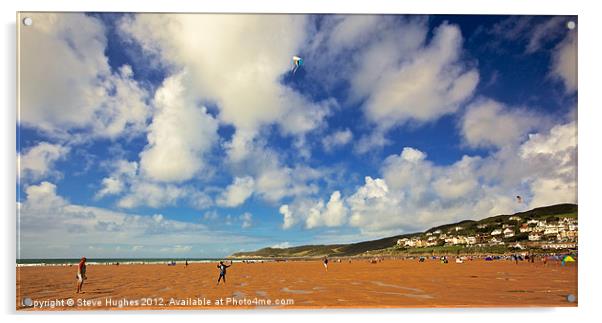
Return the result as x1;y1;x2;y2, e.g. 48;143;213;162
17;13;577;258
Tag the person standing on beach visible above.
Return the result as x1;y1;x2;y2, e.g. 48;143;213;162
323;257;329;271
75;257;87;294
216;261;232;285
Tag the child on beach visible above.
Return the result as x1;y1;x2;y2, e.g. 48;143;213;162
216;261;232;285
323;257;329;271
75;257;87;294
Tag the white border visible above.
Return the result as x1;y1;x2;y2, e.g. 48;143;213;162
2;1;601;323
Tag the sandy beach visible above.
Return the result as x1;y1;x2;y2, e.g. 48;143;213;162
16;259;577;310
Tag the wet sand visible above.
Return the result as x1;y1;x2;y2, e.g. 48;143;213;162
16;259;577;310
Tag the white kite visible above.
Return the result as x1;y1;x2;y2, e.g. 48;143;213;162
291;56;303;75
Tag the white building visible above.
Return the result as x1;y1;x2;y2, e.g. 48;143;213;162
491;229;502;236
528;233;542;241
503;228;515;238
396;238;408;246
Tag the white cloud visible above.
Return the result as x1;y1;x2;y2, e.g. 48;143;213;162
254;165;321;203
117;181;187;209
305;191;349;229
354;131;392;154
305;17;479;151
20;13;149;140
119;14;334;163
519;121;577;207
159;245;192;253
240;212;253;229
525;17;566;53
217;176;255;207
461;98;547;149
18;182;257;258
322;129;353;151
271;241;291;249
551;32;577;93
96;160;138;199
18;142;69;182
282;119;576;236
356;122;575;235
351;22;478;130
139;72;219;183
279;205;295;229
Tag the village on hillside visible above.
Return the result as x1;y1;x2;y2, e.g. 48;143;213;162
396;215;578;251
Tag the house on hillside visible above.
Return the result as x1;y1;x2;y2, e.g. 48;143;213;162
491;229;502;236
509;216;522;222
489;237;504;245
433;229;442;234
544;226;559;236
405;238;427;248
477;223;488;229
466;236;477;245
454;226;463;232
503;228;515;238
528;233;542;241
396;238;408;246
519;224;533;233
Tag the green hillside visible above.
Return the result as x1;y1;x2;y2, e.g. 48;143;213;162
229;203;577;258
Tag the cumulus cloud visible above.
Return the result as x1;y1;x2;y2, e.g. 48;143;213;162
217;176;255;207
17;181;246;258
20;13;150;140
305;16;478;151
119;14;334;163
281;120;576;236
117;181;189;209
461;98;548;149
551;32;577;93
96;160;138;199
139;73;219;183
279;205;295;229
18;142;69;182
255;165;321;203
305;191;349;229
356;23;479;129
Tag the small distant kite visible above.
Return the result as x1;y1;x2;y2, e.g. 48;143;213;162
516;195;523;204
291;56;303;75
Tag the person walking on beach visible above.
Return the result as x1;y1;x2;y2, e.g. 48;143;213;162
75;257;87;294
216;261;232;285
323;257;329;271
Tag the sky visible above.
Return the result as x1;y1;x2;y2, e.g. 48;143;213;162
17;13;577;258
